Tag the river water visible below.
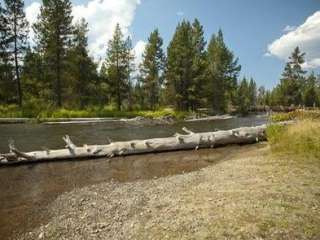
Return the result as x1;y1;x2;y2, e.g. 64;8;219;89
0;115;267;239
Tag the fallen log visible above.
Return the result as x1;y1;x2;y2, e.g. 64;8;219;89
0;123;288;165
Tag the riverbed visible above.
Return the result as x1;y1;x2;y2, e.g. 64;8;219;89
0;115;267;239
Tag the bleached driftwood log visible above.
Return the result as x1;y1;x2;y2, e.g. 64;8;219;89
0;124;275;165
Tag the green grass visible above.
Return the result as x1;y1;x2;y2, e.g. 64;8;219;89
0;105;189;121
267;120;320;160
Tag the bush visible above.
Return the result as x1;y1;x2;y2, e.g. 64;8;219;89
0;105;23;118
267;120;320;160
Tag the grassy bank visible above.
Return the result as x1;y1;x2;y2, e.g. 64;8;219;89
268;109;320;162
0;105;188;121
267;120;320;161
271;109;320;122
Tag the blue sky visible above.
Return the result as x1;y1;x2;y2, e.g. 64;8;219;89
24;0;320;89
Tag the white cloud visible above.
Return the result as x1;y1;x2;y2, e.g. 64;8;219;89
132;40;146;68
177;11;184;17
25;0;141;60
283;25;297;33
267;11;320;69
25;1;41;41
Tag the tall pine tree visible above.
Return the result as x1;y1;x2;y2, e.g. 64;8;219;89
206;30;241;113
66;18;97;108
166;20;194;111
33;0;74;107
0;2;15;104
278;47;306;106
189;19;207;110
139;29;165;110
104;24;134;110
5;0;28;106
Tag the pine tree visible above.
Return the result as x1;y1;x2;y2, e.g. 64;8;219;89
104;24;133;110
124;36;135;110
236;77;250;114
0;2;8;56
278;47;306;106
190;19;207;110
248;78;257;107
66;18;97;108
21;47;47;101
206;29;241;113
33;0;74;107
166;20;194;111
4;0;28;106
303;72;318;107
139;29;165;110
0;3;15;104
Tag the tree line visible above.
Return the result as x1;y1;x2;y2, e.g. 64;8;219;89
1;0;319;114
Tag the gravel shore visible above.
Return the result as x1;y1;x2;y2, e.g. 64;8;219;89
19;143;320;240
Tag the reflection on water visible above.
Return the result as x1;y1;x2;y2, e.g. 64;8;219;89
0;115;267;153
0;115;267;239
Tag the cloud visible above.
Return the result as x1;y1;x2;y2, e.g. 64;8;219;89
132;40;146;68
267;11;320;69
25;1;41;41
176;11;184;17
25;0;141;60
283;25;297;33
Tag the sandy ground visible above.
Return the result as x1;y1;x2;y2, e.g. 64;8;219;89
19;143;320;240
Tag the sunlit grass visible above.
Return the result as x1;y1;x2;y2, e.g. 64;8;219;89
267;119;320;160
0;104;188;120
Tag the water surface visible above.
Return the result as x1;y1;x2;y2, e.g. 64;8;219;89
0;115;267;239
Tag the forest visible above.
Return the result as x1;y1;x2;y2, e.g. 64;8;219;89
1;0;320;118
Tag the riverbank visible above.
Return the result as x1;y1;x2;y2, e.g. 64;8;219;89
19;142;320;240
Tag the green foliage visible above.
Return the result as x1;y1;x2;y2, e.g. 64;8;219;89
66;18;98;108
206;29;241;113
267;120;320;160
102;24;134;111
166;20;194;111
270;47;319;108
33;0;74;107
139;29;165;110
4;0;28;106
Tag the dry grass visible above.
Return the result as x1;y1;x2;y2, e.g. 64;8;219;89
267;120;320;161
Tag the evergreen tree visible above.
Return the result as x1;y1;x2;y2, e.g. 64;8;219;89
236;77;250;114
66;18;97;108
4;0;28;106
104;24;134;110
278;47;306;106
303;72;318;107
257;86;266;106
21;47;48;101
0;2;15;104
166;20;194;110
206;29;241;113
248;78;257;107
33;0;74;107
190;19;207;110
139;29;165;110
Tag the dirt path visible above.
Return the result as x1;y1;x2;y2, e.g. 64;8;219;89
19;143;320;240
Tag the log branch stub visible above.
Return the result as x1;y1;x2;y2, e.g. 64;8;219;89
63;135;76;154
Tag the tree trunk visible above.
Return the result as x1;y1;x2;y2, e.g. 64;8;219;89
0;124;277;165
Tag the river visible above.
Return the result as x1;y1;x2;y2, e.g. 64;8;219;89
0;115;267;239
